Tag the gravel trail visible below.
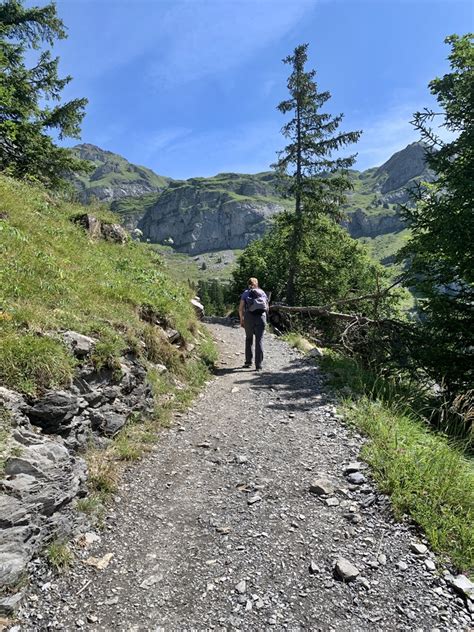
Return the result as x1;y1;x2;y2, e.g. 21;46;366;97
16;323;472;631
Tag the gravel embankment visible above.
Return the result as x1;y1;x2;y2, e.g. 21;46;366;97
14;323;473;631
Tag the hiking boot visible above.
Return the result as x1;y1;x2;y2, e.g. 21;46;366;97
243;362;251;368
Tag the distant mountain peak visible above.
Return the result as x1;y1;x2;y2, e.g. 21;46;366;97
71;144;171;203
376;141;430;193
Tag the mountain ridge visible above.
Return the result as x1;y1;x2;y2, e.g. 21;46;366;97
71;141;431;256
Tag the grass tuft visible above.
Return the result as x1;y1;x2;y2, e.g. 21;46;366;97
45;540;73;571
0;333;75;396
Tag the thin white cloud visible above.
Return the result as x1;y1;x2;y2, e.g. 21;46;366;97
354;102;454;170
147;1;316;86
55;0;317;85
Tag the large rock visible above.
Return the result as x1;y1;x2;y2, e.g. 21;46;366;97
24;390;85;437
334;558;360;582
89;408;128;437
0;426;86;598
62;331;97;358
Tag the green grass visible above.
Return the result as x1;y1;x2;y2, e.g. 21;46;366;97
0;333;76;396
0;174;210;395
282;332;316;354
45;540;73;571
347;398;474;576
320;350;474;576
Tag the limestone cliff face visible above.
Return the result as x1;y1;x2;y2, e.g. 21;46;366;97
73;142;432;255
344;209;406;239
377;142;430;196
138;180;283;253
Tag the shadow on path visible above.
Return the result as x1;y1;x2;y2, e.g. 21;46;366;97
233;357;330;413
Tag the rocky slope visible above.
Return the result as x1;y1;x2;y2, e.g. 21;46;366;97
71;144;171;203
0;174;211;615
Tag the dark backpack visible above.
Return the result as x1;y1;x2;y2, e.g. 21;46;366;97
246;288;267;313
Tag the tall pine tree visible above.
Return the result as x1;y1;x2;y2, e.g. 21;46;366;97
273;44;361;304
0;0;89;188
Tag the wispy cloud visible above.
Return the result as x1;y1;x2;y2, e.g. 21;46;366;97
354;101;454;170
143;118;282;178
56;0;316;85
148;0;315;87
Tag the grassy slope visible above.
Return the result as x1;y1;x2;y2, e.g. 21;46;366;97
0;175;214;397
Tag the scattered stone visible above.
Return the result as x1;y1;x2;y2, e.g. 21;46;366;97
334;558;360;582
87;614;99;623
139;574;163;589
358;577;371;590
410;542;428;555
247;494;261;505
343;462;362;474
378;554;387;566
84;553;113;570
0;590;25;616
235;580;246;594
447;575;474;599
347;472;366;485
235;455;248;464
397;561;408;571
309;561;320;574
231;387;240;393
309;478;336;496
425;559;436;571
197;441;211;448
325;497;340;507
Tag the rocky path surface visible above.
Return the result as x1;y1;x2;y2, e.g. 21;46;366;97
14;323;472;631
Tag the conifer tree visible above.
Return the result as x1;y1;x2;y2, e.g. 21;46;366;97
273;44;361;304
0;0;89;188
399;33;473;391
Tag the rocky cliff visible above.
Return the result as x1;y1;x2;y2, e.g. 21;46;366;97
138;173;287;253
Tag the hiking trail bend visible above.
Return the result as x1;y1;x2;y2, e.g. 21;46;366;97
16;323;471;631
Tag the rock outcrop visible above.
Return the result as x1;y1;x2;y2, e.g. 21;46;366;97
376;141;431;198
72;213;129;244
138;175;285;254
344;208;406;239
0;328;164;614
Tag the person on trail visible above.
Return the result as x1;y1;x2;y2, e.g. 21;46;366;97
239;277;269;371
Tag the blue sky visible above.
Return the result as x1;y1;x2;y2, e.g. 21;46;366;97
43;0;473;179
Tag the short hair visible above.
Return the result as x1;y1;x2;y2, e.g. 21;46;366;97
248;277;258;287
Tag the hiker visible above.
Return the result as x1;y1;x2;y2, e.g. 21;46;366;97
239;277;269;371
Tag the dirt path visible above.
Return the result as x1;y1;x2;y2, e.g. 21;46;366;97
16;323;471;631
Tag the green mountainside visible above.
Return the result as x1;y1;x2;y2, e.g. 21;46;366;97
71;144;172;204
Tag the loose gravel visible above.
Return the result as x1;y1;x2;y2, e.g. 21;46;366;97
14;323;474;631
